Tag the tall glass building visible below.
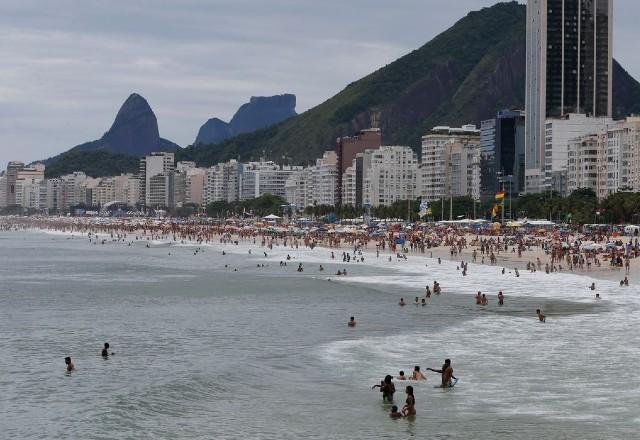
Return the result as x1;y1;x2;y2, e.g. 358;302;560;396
524;0;613;193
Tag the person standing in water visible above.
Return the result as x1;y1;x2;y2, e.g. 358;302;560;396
401;386;416;416
536;309;546;322
498;291;504;306
372;375;395;402
348;316;356;327
427;359;456;388
65;356;75;372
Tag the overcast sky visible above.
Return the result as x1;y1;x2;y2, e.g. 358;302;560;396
1;0;638;169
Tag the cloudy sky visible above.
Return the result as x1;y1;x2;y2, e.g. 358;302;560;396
1;0;637;169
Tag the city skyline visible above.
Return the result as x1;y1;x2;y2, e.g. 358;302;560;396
1;0;639;169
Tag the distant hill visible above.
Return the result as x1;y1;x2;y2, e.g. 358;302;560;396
178;1;640;166
194;94;297;145
44;93;179;177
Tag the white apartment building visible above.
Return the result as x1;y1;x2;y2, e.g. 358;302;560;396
205;160;240;204
114;174;140;206
285;151;339;209
60;171;88;209
284;167;313;209
240;161;301;201
140;152;175;208
46;178;62;212
0;174;6;208
341;161;357;207
421;125;481;202
361;146;418;208
544;114;613;192
567;117;640;199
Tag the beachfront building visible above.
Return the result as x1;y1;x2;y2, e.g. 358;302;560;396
239;161;301;201
525;0;613;194
45;178;63;213
566;116;640;199
174;162;207;207
341;161;357;207
283;151;338;209
59;171;88;210
420;125;481;202
13;163;46;211
336;128;382;204
205;160;240;204
284;167;313;209
480;110;526;202
140;152;175;208
361;145;418;208
0;173;6;208
543;114;613;194
5;161;25;207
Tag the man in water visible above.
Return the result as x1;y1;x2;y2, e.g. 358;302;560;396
427;359;456;388
65;356;75;372
399;298;406;306
536;309;546;322
411;366;426;380
498;291;504;306
397;371;407;381
101;342;112;357
372;375;395;402
348;316;356;327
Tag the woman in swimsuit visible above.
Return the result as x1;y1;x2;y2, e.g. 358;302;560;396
402;385;416;416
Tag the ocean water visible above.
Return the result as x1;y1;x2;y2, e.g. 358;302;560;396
0;230;639;439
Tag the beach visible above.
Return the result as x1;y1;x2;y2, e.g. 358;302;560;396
1;226;639;439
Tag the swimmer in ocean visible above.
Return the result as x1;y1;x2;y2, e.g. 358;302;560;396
101;342;112;357
536;309;546;322
475;291;482;305
399;298;406;306
498;291;504;306
589;282;596;291
397;371;407;380
421;298;426;306
414;297;420;305
348;316;356;327
411;366;426;380
65;356;75;372
389;405;403;419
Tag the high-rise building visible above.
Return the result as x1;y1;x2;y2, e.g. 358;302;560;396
205;160;240;204
525;0;613;193
336;128;382;203
6;161;25;206
480;110;526;202
0;172;6;208
239;161;301;201
361;146;418;208
140;152;175;208
420;125;481;202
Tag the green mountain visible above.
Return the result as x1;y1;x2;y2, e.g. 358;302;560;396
177;1;640;167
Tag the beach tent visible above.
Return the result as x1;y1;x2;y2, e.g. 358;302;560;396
263;214;282;220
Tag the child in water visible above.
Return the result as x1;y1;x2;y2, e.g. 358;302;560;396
389;405;403;419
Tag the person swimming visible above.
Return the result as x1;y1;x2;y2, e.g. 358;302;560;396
372;375;395;402
399;298;406;306
498;291;504;306
421;298;426;306
414;297;420;306
397;371;407;380
401;386;416;416
65;356;75;372
411;366;426;380
536;309;546;322
348;316;356;327
389;405;403;419
475;291;482;305
101;342;112;357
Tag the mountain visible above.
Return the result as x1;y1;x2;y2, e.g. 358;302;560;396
194;94;297;145
178;1;640;167
44;93;180;177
